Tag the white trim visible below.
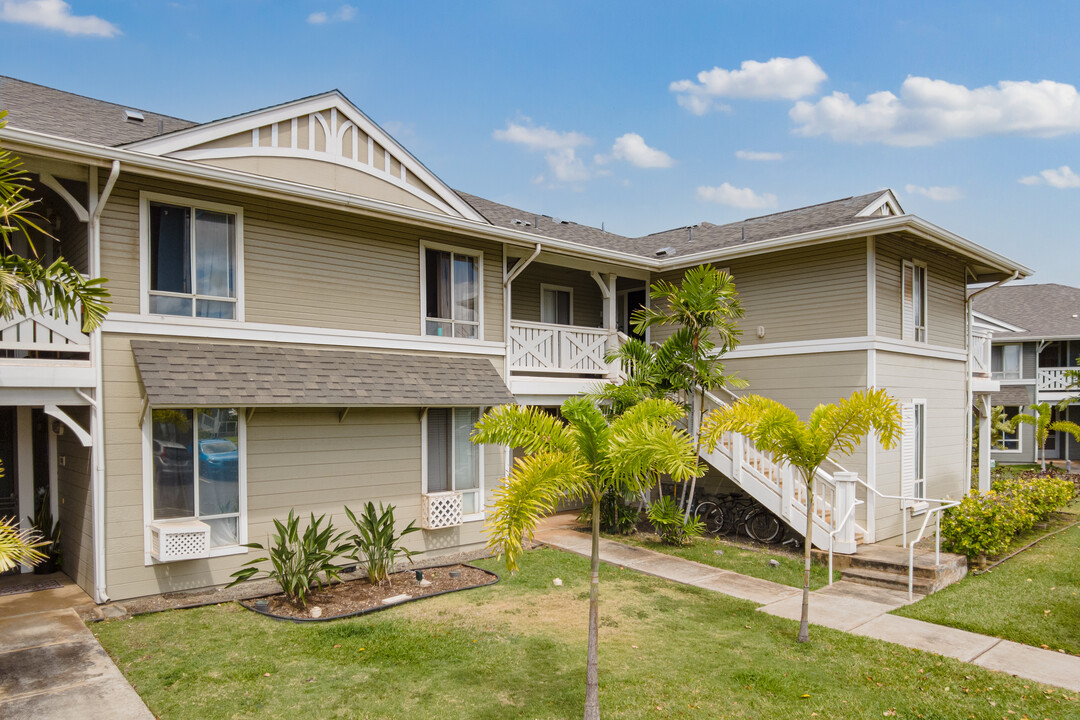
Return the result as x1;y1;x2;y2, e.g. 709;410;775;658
39;172;89;222
997;404;1025;454
901;259;928;344
139;191;245;322
540;283;575;325
421;407;485;523
141;406;248;565
856;190;903;218
972;310;1026;334
420;240;484;342
123;92;486;223
720;336;968;362
103;313;504;356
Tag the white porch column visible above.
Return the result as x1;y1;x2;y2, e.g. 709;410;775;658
977;395;992;493
832;471;859;550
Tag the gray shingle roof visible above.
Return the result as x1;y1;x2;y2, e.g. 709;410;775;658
972;283;1080;340
0;76;196;146
457;190;889;259
990;384;1033;406
130;340;514;407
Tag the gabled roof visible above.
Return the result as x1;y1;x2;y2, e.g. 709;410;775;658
459;190;898;259
971;283;1080;340
0;75;196;146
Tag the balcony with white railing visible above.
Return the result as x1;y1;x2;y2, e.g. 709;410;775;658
1039;367;1078;393
508;320;612;376
0;305;94;388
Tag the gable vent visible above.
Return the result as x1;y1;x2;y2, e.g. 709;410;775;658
124;109;145;123
655;247;675;257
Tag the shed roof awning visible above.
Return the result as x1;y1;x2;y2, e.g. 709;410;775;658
990;384;1032;407
130;340;514;407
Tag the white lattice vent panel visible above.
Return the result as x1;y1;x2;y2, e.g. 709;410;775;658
150;520;211;562
421;492;463;530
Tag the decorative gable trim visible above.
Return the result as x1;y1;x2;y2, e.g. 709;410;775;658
856;190;904;218
123;92;486;222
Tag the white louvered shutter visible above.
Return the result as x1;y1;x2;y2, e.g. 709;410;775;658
900;403;915;507
901;261;915;342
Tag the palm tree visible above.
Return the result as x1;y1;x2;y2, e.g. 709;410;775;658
1009;402;1080;470
0;463;47;572
701;388;902;643
626;265;744;517
472;397;700;720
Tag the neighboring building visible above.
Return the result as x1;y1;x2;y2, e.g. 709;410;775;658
972;283;1080;469
0;76;1028;603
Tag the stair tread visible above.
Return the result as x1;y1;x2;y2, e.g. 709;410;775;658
842;566;935;589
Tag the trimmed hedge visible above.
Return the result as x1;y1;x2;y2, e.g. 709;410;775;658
941;475;1075;560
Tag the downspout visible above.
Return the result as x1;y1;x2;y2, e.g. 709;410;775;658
966;270;1019;493
88;160;120;603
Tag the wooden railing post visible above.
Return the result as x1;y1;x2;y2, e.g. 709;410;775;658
832;471;858;552
781;463;794;522
731;432;744;484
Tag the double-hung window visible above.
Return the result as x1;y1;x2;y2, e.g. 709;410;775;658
150;407;243;548
424;245;481;339
999;406;1022;452
146;196;241;319
425;408;481;515
902;260;927;343
991;344;1023;380
902;401;927;504
540;284;573;325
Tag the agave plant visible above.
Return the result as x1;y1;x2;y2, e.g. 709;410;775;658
228;510;351;608
345;502;420;586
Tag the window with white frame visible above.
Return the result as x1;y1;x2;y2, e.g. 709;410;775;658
901;401;927;504
425;408;481;515
999;405;1022;452
540;284;573;325
991;344;1023;380
423;245;481;339
150;408;243;547
902;260;927;343
146;198;241;319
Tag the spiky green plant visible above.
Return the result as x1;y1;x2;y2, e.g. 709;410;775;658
701;388;902;643
345;502;420;586
472;396;700;720
1009;402;1080;470
0;460;47;572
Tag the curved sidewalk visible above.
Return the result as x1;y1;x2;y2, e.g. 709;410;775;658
535;515;1080;693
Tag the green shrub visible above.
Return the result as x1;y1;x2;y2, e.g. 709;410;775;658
228;510;351;608
646;495;704;546
992;474;1076;523
578;489;640;535
940;491;1026;560
345;502;420;586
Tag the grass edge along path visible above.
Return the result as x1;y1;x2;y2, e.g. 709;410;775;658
92;547;1076;720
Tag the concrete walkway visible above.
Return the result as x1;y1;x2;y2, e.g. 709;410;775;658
0;575;153;719
535;515;1080;693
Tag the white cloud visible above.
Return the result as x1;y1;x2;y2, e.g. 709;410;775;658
735;150;783;161
791;76;1080;146
1019;165;1080;189
307;5;356;24
0;0;119;37
595;133;674;168
904;184;964;202
493;120;590;151
696;183;777;209
671;56;827;114
545;147;590;183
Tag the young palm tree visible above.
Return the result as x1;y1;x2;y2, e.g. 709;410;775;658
1009;402;1080;470
701;388;902;643
629;265;743;517
473;397;700;720
0;463;47;572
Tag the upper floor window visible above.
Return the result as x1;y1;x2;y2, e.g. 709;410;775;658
902;260;927;343
540;284;573;325
992;343;1023;380
423;244;481;339
143;193;242;320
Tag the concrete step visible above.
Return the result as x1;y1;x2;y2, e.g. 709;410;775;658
840;566;936;594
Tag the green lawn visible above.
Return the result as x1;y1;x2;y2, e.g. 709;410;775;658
894;509;1080;655
93;548;1077;720
601;531;839;589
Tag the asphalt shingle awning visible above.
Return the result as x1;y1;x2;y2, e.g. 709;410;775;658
130;340;514;407
990;384;1033;407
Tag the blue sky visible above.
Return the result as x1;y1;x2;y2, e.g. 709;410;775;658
3;1;1078;283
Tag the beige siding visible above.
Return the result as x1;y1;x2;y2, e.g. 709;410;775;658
510;262;603;327
652;239;868;346
57;407;94;596
98;172;504;342
873;351;969;541
101;332;504;601
875;233;968;349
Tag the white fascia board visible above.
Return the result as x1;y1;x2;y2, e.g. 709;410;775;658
124;92;487;223
0;364;96;387
721;336;968;362
972;310;1026;334
1;127;657;271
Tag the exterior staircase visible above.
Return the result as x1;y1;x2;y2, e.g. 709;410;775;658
820;542;968;594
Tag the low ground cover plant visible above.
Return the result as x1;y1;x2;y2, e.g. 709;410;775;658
646;495;704;545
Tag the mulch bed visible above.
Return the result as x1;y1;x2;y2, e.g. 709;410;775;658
239;563;498;622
